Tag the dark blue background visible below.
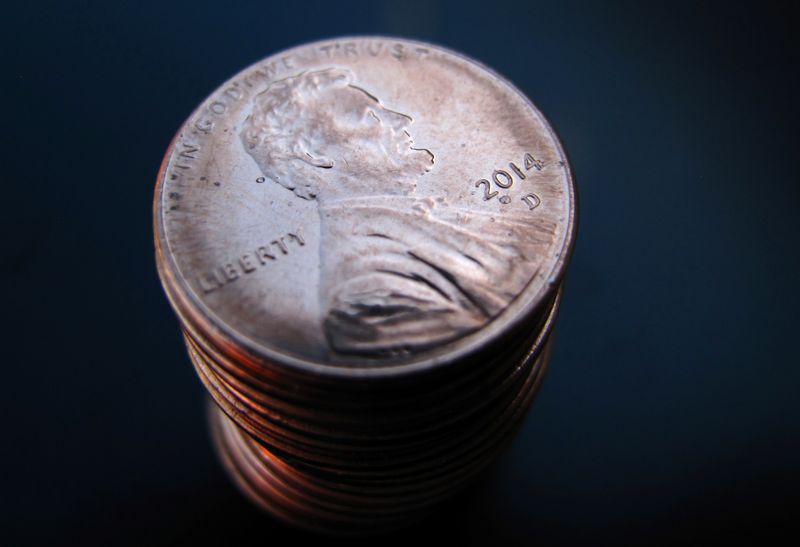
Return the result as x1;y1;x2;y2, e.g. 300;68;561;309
3;1;798;545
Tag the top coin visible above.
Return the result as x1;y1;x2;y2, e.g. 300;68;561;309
155;37;576;375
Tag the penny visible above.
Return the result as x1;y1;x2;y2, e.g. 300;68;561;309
154;36;577;533
155;36;575;377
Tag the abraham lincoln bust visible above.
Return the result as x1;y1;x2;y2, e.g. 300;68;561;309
241;68;546;356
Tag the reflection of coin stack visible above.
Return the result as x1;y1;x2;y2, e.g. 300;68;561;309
154;38;576;534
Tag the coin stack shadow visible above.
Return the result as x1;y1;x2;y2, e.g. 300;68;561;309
158;260;561;534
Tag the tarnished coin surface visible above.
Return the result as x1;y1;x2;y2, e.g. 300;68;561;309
155;37;576;373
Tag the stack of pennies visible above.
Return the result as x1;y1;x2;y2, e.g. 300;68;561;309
154;37;577;534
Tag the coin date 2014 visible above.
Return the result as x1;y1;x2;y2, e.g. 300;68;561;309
474;152;544;210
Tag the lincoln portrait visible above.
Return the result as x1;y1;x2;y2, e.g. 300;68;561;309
240;68;553;356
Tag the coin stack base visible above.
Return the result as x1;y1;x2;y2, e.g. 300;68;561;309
209;339;553;535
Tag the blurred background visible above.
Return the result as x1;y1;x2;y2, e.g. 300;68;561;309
3;1;798;544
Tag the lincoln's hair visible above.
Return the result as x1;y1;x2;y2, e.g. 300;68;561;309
240;68;355;200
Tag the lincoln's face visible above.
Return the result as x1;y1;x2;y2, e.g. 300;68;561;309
241;69;433;202
315;84;433;183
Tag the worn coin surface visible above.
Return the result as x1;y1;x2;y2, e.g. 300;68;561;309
155;36;575;374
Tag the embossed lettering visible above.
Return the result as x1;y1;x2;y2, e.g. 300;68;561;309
473;153;544;208
210;101;227;115
476;179;497;201
194;117;213;134
272;237;288;254
239;254;256;273
198;273;220;294
213;269;226;287
288;230;305;246
343;43;358;57
256;246;275;264
224;86;242;101
261;60;280;80
524;153;544;171
366;42;383;56
509;162;526;180
179;143;199;160
493;170;513;189
391;43;404;60
223;263;239;281
199;229;307;292
522;193;541;210
243;68;268;88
